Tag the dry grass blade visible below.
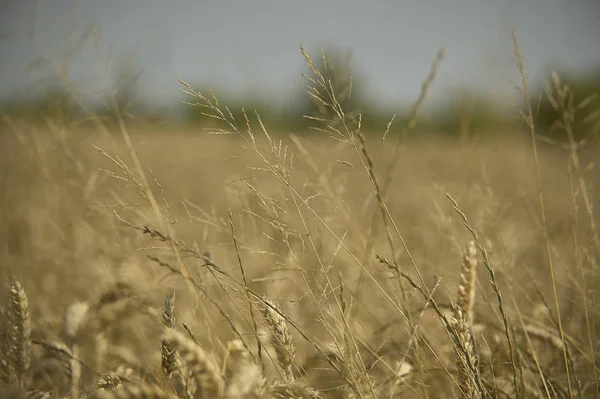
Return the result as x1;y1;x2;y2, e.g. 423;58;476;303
512;30;574;398
228;209;264;372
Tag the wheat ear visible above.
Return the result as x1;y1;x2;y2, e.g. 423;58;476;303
94;382;175;399
456;240;478;326
262;297;296;381
7;279;32;385
453;242;482;399
161;329;223;398
452;310;480;399
160;291;178;379
224;338;266;398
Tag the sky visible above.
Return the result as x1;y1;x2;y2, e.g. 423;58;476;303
0;0;599;112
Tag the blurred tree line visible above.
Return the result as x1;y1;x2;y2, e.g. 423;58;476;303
1;45;598;144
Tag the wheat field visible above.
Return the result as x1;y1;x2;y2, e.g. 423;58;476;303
1;43;599;399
